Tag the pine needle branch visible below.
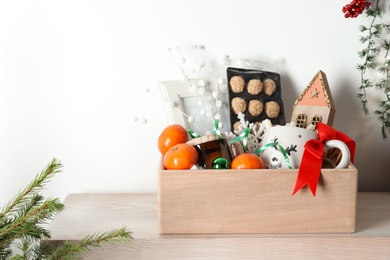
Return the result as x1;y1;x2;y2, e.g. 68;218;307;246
355;0;390;138
0;158;64;258
48;227;133;260
0;158;63;220
357;0;381;115
0;198;64;248
0;158;133;259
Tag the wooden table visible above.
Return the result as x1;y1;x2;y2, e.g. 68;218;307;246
47;193;390;259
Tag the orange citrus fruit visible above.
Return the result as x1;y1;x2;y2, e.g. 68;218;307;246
163;143;198;170
231;153;266;169
157;124;188;155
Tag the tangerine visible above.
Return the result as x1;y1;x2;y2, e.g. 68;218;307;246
157;124;188;155
163;143;198;170
231;153;266;169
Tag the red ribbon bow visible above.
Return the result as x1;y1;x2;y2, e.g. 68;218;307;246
292;122;356;196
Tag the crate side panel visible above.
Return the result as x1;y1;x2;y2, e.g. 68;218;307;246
158;166;357;234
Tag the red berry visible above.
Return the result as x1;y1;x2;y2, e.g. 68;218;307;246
342;0;370;18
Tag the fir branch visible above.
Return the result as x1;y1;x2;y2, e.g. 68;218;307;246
374;20;390;139
8;255;24;260
355;0;390;138
0;158;64;254
48;227;133;260
11;236;56;260
14;237;33;260
0;158;63;220
357;0;381;115
0;248;12;259
0;198;64;248
15;194;44;220
0;159;134;259
32;239;56;260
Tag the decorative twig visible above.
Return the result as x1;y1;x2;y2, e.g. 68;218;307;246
344;0;390;138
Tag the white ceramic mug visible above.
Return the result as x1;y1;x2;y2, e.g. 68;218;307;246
259;126;350;169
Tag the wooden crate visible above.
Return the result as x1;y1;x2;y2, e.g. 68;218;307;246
158;163;358;234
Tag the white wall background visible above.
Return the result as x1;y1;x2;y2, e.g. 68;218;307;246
1;0;389;206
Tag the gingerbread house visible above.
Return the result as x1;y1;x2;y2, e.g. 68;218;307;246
291;70;335;128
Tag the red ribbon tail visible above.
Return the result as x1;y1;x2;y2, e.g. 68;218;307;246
292;146;323;196
292;123;356;197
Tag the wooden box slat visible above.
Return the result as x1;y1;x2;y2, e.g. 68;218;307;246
158;163;358;234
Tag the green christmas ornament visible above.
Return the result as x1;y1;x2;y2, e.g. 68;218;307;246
211;157;229;169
